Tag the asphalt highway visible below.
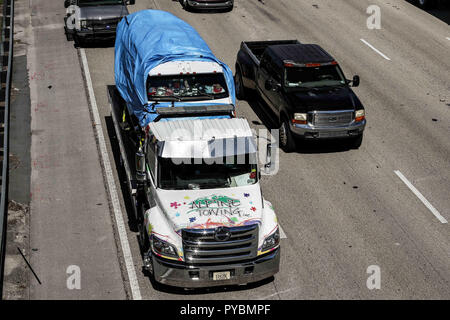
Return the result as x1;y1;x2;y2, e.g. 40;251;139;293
25;0;450;299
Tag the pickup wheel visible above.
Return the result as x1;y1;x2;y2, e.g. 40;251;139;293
279;118;296;152
235;68;246;100
350;134;363;149
180;0;191;11
66;32;74;41
74;35;83;48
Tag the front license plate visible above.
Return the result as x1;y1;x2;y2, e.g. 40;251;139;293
213;271;231;281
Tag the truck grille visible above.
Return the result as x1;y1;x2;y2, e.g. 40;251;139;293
310;110;354;127
88;18;121;30
182;224;258;266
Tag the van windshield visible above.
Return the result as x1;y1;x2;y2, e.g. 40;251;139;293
285;65;346;88
147;73;229;101
158;155;257;190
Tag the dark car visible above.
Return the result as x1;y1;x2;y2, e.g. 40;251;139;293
64;0;135;46
179;0;234;12
235;40;366;151
416;0;444;9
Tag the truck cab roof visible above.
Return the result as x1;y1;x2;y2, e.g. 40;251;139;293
148;118;253;142
265;44;335;68
148;118;256;159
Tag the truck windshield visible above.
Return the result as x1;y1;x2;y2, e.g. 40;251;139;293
285;65;346;89
158;155;258;190
78;0;123;6
147;73;229;101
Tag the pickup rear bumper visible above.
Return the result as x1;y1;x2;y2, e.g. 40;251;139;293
150;247;280;288
291;119;366;139
187;0;233;9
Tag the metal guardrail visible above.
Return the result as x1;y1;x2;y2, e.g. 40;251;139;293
0;0;14;298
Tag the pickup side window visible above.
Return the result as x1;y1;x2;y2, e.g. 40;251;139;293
260;53;281;83
269;61;281;83
260;55;270;73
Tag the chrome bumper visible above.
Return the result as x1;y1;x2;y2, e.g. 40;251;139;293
151;247;280;288
291;119;366;139
187;0;233;9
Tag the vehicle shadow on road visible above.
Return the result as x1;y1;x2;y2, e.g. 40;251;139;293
243;96;354;155
143;267;276;295
105;115;140;233
406;0;450;24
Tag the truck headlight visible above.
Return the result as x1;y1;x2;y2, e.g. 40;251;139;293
355;109;365;122
151;235;178;258
261;227;280;252
292;113;307;125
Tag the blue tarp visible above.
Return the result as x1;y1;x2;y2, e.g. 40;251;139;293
114;10;235;128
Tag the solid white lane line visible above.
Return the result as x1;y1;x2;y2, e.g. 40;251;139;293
394;170;448;224
279;225;287;239
80;48;142;300
360;39;392;61
446;37;450;41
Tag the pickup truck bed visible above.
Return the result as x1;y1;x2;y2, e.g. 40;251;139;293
242;40;300;63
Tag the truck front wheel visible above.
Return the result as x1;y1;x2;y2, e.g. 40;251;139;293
180;0;191;11
280;118;296;152
350;134;363;149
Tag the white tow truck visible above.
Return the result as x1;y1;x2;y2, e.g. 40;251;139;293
108;86;281;288
111;10;280;288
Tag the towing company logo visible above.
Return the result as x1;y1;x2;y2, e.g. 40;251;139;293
187;195;250;218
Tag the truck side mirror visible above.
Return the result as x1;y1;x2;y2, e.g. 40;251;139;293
136;148;146;182
263;143;272;174
352;75;360;87
64;0;71;8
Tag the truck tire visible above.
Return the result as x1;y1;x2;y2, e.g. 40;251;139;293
66;31;74;41
280;117;296;152
180;0;191;11
235;68;246;100
74;35;82;48
224;3;234;12
350;134;363;149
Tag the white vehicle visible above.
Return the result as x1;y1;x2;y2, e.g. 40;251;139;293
108;86;281;288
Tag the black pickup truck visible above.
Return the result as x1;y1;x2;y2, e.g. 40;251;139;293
235;40;366;151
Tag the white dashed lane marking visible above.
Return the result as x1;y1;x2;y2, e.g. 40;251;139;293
395;170;448;224
360;38;392;61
